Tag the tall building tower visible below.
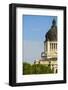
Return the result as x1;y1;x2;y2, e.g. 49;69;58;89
41;19;57;73
35;19;58;73
42;19;57;59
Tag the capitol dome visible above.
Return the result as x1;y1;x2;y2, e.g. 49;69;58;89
45;19;57;41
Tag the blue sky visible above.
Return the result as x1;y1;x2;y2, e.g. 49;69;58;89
23;15;57;63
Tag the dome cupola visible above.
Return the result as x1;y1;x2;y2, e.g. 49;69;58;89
45;19;57;41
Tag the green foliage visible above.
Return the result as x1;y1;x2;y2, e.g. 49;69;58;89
23;62;54;75
23;62;32;75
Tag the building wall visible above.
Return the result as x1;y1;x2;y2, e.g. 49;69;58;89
44;41;57;58
39;60;49;65
35;40;58;73
34;59;58;73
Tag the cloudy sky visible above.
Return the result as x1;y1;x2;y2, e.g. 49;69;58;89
23;15;57;64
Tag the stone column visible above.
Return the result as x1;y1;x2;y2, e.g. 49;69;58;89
47;41;50;58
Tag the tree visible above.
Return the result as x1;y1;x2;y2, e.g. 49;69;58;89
23;62;54;75
23;62;32;75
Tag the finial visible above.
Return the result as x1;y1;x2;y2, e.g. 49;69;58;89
52;19;56;26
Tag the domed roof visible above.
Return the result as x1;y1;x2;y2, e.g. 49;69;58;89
45;19;57;41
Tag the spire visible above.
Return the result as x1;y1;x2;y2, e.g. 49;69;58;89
52;19;56;27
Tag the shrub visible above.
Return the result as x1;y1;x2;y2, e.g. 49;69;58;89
23;62;54;75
